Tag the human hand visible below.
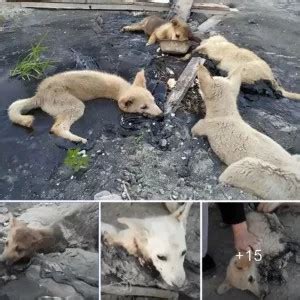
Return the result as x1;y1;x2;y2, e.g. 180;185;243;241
232;222;261;252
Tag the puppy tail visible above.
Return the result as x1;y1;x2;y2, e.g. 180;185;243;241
272;80;300;101
8;97;39;128
219;157;300;200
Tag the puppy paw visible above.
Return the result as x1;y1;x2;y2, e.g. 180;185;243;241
22;116;34;128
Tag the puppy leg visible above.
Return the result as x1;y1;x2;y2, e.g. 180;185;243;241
122;21;144;32
42;95;87;143
147;33;157;45
191;119;207;137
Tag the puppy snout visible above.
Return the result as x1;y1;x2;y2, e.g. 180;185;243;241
170;276;186;288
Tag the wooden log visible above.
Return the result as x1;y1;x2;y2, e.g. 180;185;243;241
172;0;193;21
102;285;179;299
165;57;205;114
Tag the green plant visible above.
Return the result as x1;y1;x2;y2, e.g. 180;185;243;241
64;149;89;172
10;39;53;80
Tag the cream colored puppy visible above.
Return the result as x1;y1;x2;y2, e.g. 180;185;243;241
194;35;300;100
102;203;192;287
192;65;300;199
8;70;162;143
218;211;286;299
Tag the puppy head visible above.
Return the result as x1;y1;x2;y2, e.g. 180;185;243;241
118;70;162;117
193;35;229;60
170;17;190;41
119;203;192;287
0;215;40;265
218;254;269;299
197;64;242;103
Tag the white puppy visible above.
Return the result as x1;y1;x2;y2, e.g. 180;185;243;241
102;203;192;287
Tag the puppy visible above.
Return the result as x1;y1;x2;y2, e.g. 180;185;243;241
102;203;192;287
8;70;162;143
0;215;60;265
194;35;300;100
192;65;300;199
218;211;287;299
122;16;194;45
0;203;98;265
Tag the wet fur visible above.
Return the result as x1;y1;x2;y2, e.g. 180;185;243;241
0;216;60;265
192;65;300;199
101;203;192;287
8;70;162;143
122;16;193;45
194;35;300;100
218;211;288;299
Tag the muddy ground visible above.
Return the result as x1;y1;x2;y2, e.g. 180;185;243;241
101;202;200;299
0;202;99;300
0;1;299;200
203;204;300;300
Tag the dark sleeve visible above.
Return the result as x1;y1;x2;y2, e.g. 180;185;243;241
217;203;246;225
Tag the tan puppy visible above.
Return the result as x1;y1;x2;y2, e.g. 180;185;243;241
194;35;300;100
0;215;58;265
122;16;193;45
192;65;300;199
8;70;162;143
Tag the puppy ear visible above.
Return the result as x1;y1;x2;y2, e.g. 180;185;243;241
171;17;179;27
217;279;232;295
119;96;134;110
172;203;192;229
133;69;146;88
234;252;252;270
197;64;214;95
9;214;17;228
118;217;149;241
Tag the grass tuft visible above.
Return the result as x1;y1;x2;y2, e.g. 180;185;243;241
64;149;90;172
10;39;53;80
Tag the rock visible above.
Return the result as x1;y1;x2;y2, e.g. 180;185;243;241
94;191;122;200
0;207;8;214
167;78;177;89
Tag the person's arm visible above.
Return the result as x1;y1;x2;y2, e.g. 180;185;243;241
217;203;246;224
217;203;260;252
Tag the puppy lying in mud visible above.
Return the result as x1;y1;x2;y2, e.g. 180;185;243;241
192;65;300;199
218;211;298;299
8;70;162;143
0;203;98;265
122;16;195;45
193;35;300;101
102;203;192;287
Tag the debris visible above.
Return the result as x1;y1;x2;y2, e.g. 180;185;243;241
167;78;177;89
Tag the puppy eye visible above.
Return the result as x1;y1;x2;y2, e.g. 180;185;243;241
5;241;9;246
157;255;167;261
248;275;255;283
15;246;23;253
141;105;148;110
181;250;187;256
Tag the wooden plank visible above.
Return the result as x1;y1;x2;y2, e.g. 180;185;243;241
173;0;193;21
196;14;224;33
20;2;169;11
165;57;205;114
102;285;179;299
193;3;230;11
